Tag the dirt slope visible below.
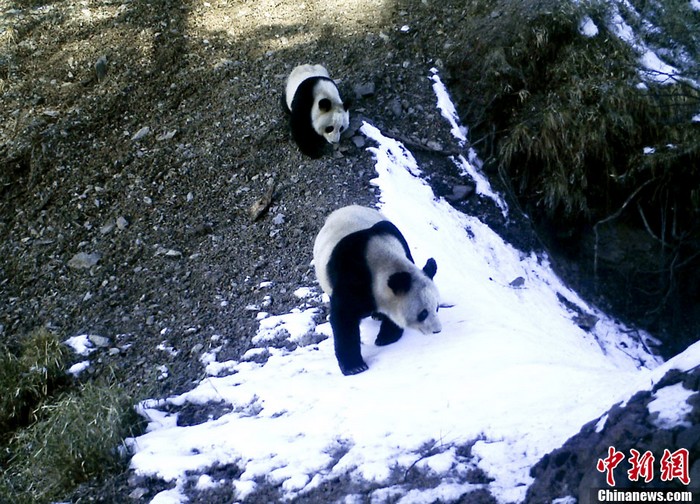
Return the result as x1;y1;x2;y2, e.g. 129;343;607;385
1;0;485;500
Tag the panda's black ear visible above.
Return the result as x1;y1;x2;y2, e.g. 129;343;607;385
423;258;437;279
388;272;412;295
319;98;332;112
343;100;352;111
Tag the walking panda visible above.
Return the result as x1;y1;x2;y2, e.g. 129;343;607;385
284;64;350;158
313;205;442;375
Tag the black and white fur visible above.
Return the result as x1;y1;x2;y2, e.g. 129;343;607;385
284;64;350;158
313;205;442;375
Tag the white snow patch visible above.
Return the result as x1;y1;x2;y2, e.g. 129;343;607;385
251;307;319;345
430;68;468;144
579;16;599;37
451;153;508;217
194;474;219;490
639;50;681;84
648;383;695;429
595;413;608;433
428;68;508;216
691;0;700;11
68;360;90;376
64;334;97;355
608;5;684;85
293;286;316;299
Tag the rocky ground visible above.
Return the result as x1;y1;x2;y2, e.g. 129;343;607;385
0;0;505;500
527;364;700;504
1;0;474;395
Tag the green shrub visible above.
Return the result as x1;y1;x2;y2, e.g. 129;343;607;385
449;0;700;231
0;330;143;503
0;381;142;504
0;328;68;439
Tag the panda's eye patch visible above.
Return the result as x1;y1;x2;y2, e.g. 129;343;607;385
325;126;335;133
417;309;429;323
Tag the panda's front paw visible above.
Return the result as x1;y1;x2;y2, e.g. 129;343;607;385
375;317;403;346
340;361;369;375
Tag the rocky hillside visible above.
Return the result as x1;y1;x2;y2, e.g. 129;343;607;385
1;0;697;501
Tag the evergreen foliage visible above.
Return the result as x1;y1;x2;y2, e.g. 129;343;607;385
447;0;700;352
0;330;143;504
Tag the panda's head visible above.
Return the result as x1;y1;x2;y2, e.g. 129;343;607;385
312;81;350;144
385;258;442;335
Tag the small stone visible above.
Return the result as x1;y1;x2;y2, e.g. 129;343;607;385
67;252;101;269
445;184;475;202
352;135;366;148
129;487;148;500
116;216;129;229
354;81;375;98
95;55;108;82
100;222;116;235
272;213;285;226
426;140;443;151
156;247;182;258
388;98;402;118
509;277;526;288
88;334;110;348
156;130;177;142
574;313;599;331
131;126;150;141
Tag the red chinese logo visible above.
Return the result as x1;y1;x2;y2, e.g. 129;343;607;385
597;446;626;486
596;447;691;487
627;449;655;483
660;448;690;485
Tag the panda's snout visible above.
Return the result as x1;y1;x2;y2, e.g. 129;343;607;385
426;319;442;334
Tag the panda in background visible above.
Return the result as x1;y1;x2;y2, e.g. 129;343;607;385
284;64;350;158
313;205;442;375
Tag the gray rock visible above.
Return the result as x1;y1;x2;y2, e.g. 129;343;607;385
352;135;366;148
509;276;526;288
354;81;375;98
100;222;116;235
131;126;150;142
88;334;110;348
116;216;129;230
67;252;101;269
388;98;402;117
95;55;108;82
445;184;475;202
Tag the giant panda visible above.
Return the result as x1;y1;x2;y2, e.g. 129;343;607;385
313;205;442;375
284;64;350;158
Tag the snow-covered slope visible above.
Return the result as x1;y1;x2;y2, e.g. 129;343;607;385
126;70;667;504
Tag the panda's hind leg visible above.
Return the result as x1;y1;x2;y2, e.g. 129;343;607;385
375;314;404;346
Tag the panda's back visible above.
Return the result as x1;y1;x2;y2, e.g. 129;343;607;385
285;64;330;111
314;206;412;298
313;206;382;292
